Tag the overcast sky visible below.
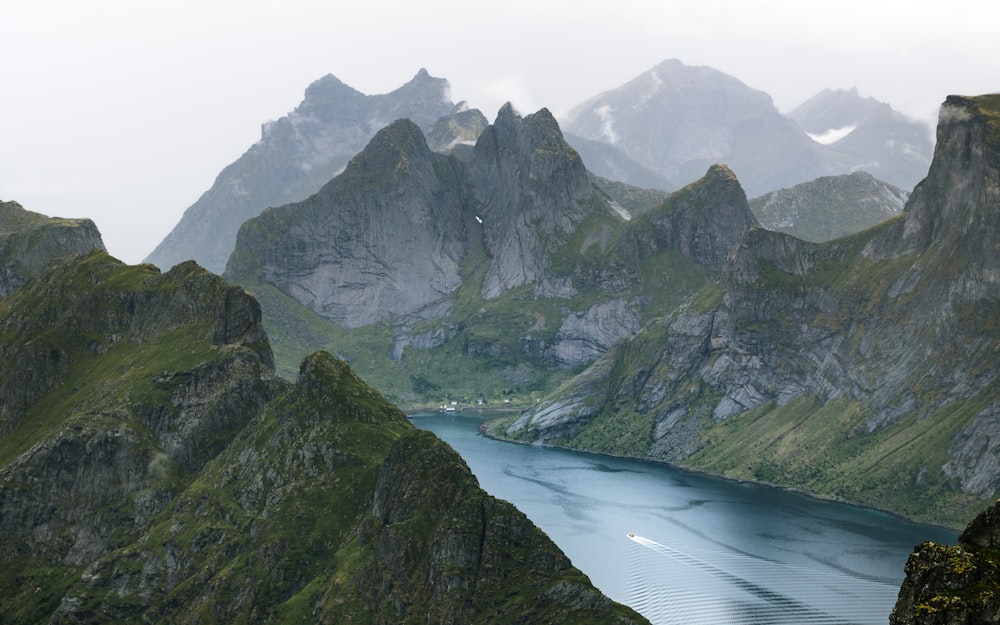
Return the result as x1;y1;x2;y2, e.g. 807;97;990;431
2;0;997;265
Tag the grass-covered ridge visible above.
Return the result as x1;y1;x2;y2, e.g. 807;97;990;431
0;251;647;623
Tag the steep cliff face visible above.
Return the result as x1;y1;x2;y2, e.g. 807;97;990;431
225;108;756;402
145;69;461;274
0;200;106;297
0;251;281;618
890;498;1000;624
31;351;646;625
0;249;646;622
469;105;597;299
494;94;1000;528
227;118;468;328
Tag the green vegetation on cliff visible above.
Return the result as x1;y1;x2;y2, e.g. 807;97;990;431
0;249;646;624
495;94;1000;529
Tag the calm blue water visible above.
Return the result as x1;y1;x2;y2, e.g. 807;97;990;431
411;411;958;625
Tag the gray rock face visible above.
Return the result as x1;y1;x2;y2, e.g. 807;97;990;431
145;69;461;274
470;105;597;299
225;101;757;405
750;171;909;242
425;108;490;152
227;104;634;330
499;95;1000;526
227;119;468;328
0;200;106;297
624;164;759;272
549;299;641;366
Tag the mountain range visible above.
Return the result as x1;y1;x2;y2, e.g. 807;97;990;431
2;60;999;621
0;203;645;624
223;104;754;400
145;69;466;274
488;94;1000;528
749;171;909;242
146;60;934;278
563;59;933;196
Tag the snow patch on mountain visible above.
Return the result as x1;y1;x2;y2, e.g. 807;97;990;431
807;125;857;144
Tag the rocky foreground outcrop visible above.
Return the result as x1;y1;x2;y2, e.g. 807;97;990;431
493;94;1000;528
0;243;645;624
890;499;1000;624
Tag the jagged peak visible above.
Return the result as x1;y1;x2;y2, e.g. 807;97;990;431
302;73;364;101
296;350;408;425
704;163;740;184
393;67;451;97
900;93;1000;253
495;101;520;123
297;350;351;389
338;118;432;176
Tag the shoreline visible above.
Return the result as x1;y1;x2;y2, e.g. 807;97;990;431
475;413;962;534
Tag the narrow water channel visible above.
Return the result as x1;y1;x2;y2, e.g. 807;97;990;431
411;411;957;625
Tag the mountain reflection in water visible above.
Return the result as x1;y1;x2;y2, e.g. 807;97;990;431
411;411;956;625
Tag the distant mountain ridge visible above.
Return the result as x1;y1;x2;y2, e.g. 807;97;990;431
749;171;909;242
147;61;933;277
789;87;934;191
145;69;463;274
562;59;933;195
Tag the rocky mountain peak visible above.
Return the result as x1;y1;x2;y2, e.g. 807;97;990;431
749;171;909;242
472;105;597;299
145;71;458;274
902;95;1000;255
0;200;106;297
564;58;818;196
301;73;365;107
335;117;434;187
789;86;890;135
704;162;740;185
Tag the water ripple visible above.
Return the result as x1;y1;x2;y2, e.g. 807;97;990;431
626;535;897;625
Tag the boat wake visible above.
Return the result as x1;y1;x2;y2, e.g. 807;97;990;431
625;534;897;625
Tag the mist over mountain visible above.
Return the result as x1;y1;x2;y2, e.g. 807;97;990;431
145;69;462;274
490;94;1000;528
562;60;933;196
789;87;934;191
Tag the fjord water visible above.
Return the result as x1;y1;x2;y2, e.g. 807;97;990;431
412;411;957;625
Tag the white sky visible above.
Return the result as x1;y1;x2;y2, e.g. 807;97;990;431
2;0;997;264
